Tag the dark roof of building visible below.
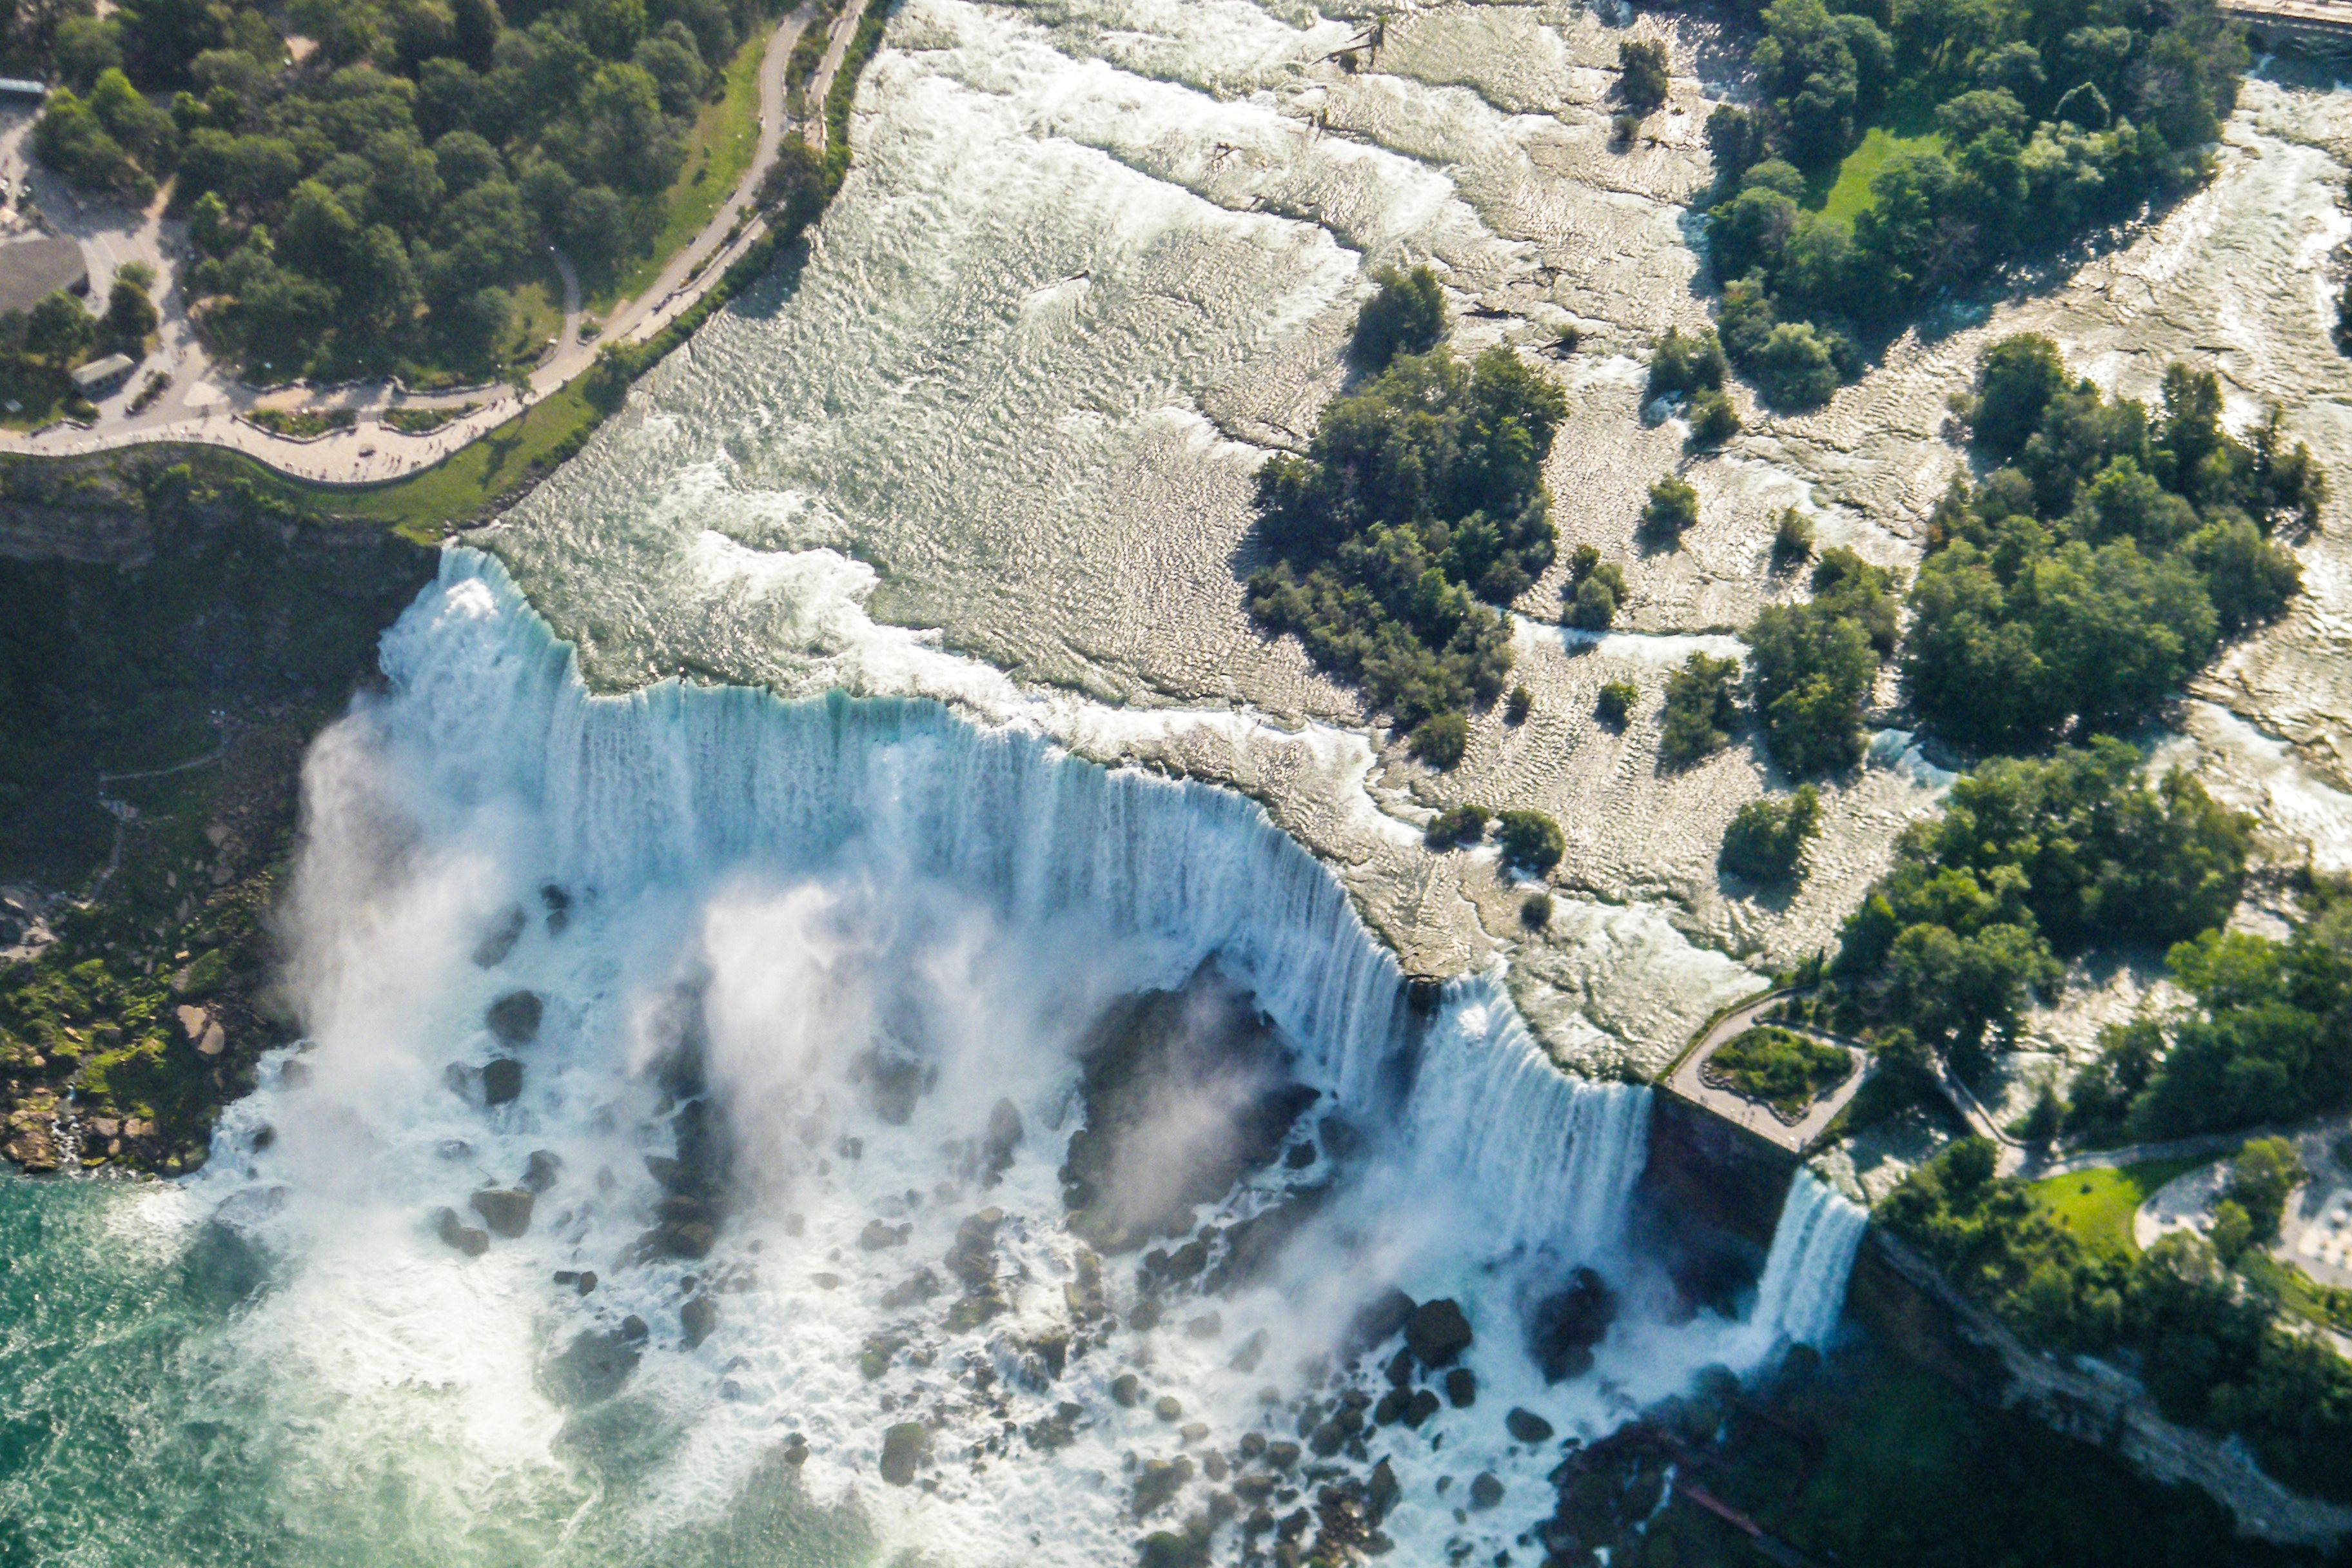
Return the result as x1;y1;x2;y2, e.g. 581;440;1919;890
0;233;86;318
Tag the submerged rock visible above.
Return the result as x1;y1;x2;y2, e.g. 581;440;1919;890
1349;1287;1416;1354
879;1420;929;1486
472;906;527;968
1505;1407;1555;1444
681;1295;717;1348
469;1186;534;1239
1132;1455;1195;1516
486;990;543;1046
521;1149;563;1193
433;1206;489;1257
544;1326;640;1404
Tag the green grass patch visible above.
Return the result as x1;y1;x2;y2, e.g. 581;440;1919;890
596;28;770;311
2027;1156;2208;1259
295;380;605;542
1809;126;1943;226
1705;1025;1852;1121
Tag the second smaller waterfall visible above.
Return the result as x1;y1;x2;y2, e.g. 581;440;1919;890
1753;1169;1870;1348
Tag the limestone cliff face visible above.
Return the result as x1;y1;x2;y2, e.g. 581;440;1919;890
0;447;433;1175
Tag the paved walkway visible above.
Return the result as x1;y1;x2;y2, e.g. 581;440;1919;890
1663;992;1874;1154
0;0;874;487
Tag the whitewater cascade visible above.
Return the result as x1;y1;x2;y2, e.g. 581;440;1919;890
169;551;1867;1566
1752;1170;1870;1349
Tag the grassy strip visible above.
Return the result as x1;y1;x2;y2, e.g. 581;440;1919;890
2025;1156;2208;1260
823;0;897;191
597;28;772;311
1808;126;1943;226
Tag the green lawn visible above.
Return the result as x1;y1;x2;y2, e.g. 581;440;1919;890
2028;1156;2210;1259
306;380;605;542
1810;127;1944;226
595;27;770;311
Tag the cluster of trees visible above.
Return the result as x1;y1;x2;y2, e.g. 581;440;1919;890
1563;542;1627;631
1249;270;1567;765
0;268;159;418
1720;782;1821;883
1831;738;2252;1056
32;0;778;377
1906;337;2319;751
1698;0;2246;406
2063;883;2352;1142
1748;545;1898;776
1659;651;1740;770
1882;1136;2352;1502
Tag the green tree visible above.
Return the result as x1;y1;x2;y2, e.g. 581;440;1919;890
1640;474;1699;540
1719;785;1821;882
1349;264;1446;373
2228;1138;2306;1241
1618;37;1669;114
1659;652;1738;769
1496;808;1564;876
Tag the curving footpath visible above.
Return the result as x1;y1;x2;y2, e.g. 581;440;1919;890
0;0;874;487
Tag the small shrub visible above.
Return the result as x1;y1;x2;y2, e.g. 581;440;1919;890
1596;680;1637;726
1618;39;1670;114
1411;710;1470;769
1425;803;1489;849
1658;652;1739;769
1687;388;1740;446
1350;264;1447;373
1567;572;1618;631
1770;507;1814;565
1522;892;1554;929
1611;112;1642;146
1496;809;1565;876
1648;326;1725;399
1718;784;1821;882
1640;475;1700;542
1505;686;1533;724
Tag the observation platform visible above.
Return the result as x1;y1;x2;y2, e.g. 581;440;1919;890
2222;0;2352;48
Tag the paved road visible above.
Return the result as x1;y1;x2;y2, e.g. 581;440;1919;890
0;0;873;487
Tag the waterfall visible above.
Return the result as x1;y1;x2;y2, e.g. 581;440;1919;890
1752;1168;1869;1348
377;548;1652;1263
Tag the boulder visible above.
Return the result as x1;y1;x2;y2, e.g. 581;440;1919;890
1348;1286;1416;1353
1444;1367;1477;1408
521;1150;563;1193
681;1295;717;1348
481;1058;524;1106
879;1266;941;1309
879;1421;929;1487
1469;1473;1504;1509
433;1206;489;1257
472;906;527;968
1505;1407;1555;1444
469;1186;534;1239
486;991;543;1046
1131;1455;1193;1517
981;1097;1023;1185
1529;1266;1618;1383
1405;1298;1473;1367
540;884;571;936
1400;1390;1440;1429
858;1218;908;1251
1367;1458;1400;1525
1110;1373;1143;1408
944;1208;1003;1286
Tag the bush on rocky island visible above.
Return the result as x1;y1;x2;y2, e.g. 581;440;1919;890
1658;652;1739;770
1248;332;1567;764
1719;785;1821;883
1495;809;1563;877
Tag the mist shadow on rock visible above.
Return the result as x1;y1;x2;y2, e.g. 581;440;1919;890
1060;961;1320;1255
178;1217;277;1309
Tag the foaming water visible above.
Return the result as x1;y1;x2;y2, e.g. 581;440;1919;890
3;553;1860;1567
